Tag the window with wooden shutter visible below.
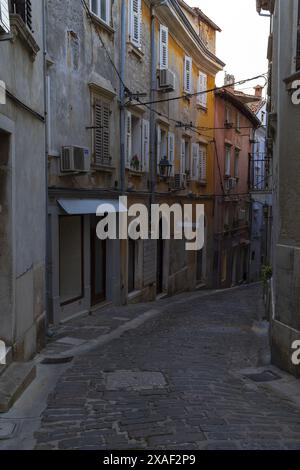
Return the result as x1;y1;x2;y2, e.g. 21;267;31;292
130;0;142;48
142;119;149;172
225;145;231;177
180;139;185;174
10;0;32;30
156;125;161;174
168;132;175;176
197;72;207;108
94;97;111;167
0;0;10;33
159;25;168;70
125;111;132;169
191;143;199;180
199;145;207;182
184;56;192;93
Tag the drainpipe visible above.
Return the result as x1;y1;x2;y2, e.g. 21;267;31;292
120;0;127;194
150;5;157;204
42;0;49;335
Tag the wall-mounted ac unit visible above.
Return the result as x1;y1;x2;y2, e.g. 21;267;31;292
158;69;176;92
61;146;90;173
0;0;10;33
174;173;186;190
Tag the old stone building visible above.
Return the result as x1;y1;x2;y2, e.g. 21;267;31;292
0;0;46;363
257;0;300;377
213;77;260;288
45;0;224;324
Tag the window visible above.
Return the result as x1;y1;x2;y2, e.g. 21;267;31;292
236;112;240;131
159;25;168;69
59;216;83;305
157;125;167;173
10;0;32;30
90;0;110;25
296;0;300;71
0;0;10;33
126;112;148;172
225;145;231;176
94;96;111;166
234;148;239;178
197;72;207;108
180;138;190;175
168;132;175;176
191;143;199;180
199;145;207;182
129;0;142;47
184;56;192;93
225;106;231;125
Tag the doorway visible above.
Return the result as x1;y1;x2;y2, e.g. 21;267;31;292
91;216;106;305
128;238;136;294
156;220;164;294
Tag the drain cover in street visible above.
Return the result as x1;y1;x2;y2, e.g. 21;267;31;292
0;422;16;440
105;370;166;390
245;370;282;383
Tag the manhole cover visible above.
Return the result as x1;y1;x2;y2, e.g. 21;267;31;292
0;422;16;440
245;370;282;383
105;370;166;390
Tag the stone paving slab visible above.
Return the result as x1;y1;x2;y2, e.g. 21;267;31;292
30;284;300;450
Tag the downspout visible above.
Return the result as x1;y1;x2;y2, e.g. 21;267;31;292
150;4;157;205
42;0;49;335
120;0;127;194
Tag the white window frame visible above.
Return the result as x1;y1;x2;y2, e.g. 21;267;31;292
129;0;142;48
125;111;132;169
142;119;150;172
191;143;199;180
225;145;231;177
0;0;10;33
159;24;169;70
168;132;175;176
89;0;111;25
184;56;193;94
197;72;207;108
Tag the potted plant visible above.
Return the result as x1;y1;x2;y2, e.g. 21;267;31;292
131;155;140;171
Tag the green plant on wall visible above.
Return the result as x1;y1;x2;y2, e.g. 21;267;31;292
261;264;272;285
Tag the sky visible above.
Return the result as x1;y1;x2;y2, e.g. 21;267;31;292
186;0;270;92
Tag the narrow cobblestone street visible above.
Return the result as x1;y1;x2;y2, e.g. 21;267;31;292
33;284;300;450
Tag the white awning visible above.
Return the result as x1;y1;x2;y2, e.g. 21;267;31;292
58;199;127;215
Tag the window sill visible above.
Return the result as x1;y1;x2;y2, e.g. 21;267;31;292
9;14;40;60
127;42;144;61
86;11;115;36
91;163;115;172
196;104;207;112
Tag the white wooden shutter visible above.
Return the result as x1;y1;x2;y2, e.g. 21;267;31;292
180;139;185;174
199;145;207;181
191;143;199;180
159;25;169;70
142;119;150;172
184;56;192;93
125;111;132;168
130;0;142;47
157;125;162;174
197;72;207;107
102;102;110;164
168;132;175;176
0;0;10;33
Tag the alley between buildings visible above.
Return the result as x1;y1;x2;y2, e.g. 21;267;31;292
1;284;300;450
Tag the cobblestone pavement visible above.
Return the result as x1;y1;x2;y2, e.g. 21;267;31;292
35;284;300;450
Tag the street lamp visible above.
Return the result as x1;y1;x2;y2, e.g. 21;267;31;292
159;156;172;180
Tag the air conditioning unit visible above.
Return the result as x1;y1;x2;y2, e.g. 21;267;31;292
158;69;176;92
174;173;186;190
61;146;90;173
